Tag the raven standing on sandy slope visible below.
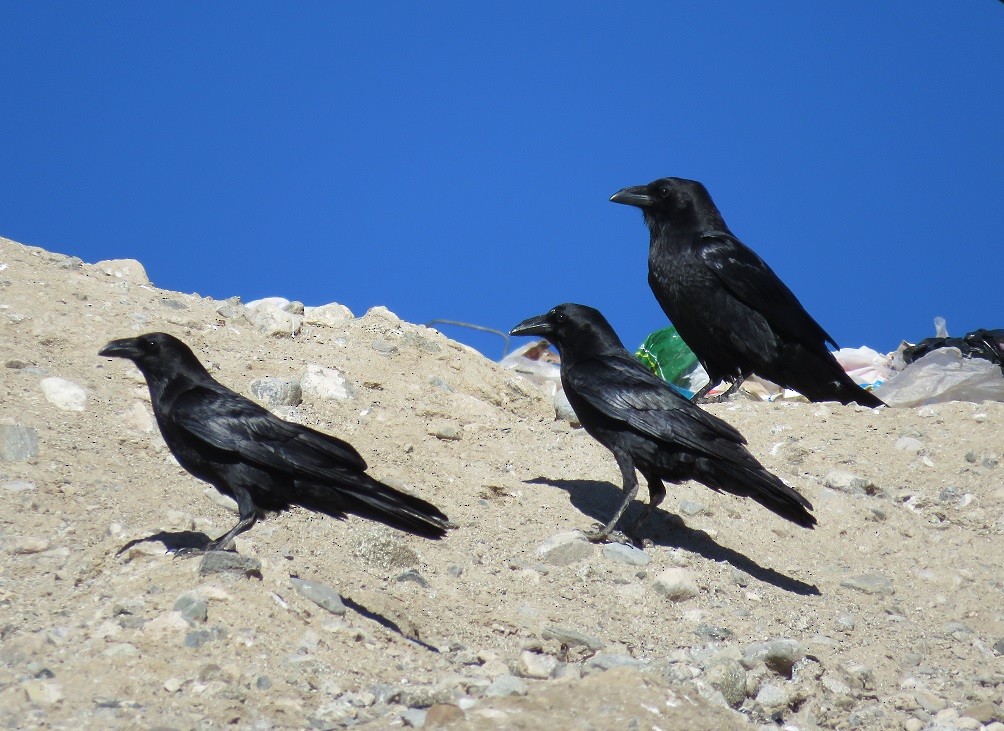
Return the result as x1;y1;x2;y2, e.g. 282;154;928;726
610;177;884;407
511;304;815;542
99;333;450;550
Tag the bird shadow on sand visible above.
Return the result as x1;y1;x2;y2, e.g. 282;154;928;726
527;476;821;597
115;532;440;651
339;596;440;653
115;530;217;556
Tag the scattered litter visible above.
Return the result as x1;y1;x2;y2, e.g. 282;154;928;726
876;320;1004;407
635;326;707;397
506;317;1003;409
500;340;561;397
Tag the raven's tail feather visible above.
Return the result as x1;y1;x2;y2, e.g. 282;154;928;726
707;454;816;529
779;347;885;408
297;476;451;539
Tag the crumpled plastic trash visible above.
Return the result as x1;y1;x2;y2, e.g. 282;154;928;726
500;339;561;397
874;347;1004;407
874;317;1004;407
831;346;894;390
902;328;1004;371
633;327;886;403
506;316;1004;410
635;326;708;397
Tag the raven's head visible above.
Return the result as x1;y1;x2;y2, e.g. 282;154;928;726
610;177;719;230
510;303;623;360
99;332;206;381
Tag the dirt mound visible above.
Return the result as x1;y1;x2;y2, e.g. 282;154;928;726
0;236;1001;730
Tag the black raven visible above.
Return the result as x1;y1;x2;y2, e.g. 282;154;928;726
511;304;815;542
610;177;883;407
99;332;450;550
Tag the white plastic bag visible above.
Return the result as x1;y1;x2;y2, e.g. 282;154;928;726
873;347;1004;407
832;346;894;389
500;340;561;397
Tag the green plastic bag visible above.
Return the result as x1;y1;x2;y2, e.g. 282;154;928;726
635;326;700;395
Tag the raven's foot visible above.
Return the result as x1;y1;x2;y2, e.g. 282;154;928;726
171;546;208;558
173;538;236;556
695;392;735;404
583;526;631;544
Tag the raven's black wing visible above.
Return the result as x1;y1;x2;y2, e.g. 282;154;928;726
169;384;369;475
697;234;838;350
565;354;746;452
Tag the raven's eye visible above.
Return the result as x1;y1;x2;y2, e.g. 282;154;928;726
658;186;672;198
140;337;158;353
554;311;567;323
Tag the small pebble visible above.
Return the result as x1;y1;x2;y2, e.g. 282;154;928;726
537;532;594;566
678;500;704;516
395;569;430;588
840;572;894;596
652;568;699;601
40;377;88;411
2;480;35;493
483;674;527;698
163;677;183;693
199;551;263;579
518;650;557;679
0;424;39;462
755;683;788;708
601;543;650;566
432;425;462;441
290;577;346;615
835;614;856;632
7;536;51;554
540;625;605;652
173;594;208;623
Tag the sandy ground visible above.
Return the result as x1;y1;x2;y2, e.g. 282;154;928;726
0;235;1001;731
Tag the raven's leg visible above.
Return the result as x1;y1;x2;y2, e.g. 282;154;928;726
205;488;258;552
627;473;666;537
691;380;719;402
585;451;638;543
696;372;750;404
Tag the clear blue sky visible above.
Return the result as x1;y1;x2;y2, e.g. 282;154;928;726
2;3;1001;359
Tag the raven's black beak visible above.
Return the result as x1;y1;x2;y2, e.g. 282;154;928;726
99;337;142;360
610;185;654;208
510;313;552;338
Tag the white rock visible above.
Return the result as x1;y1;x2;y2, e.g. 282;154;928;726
94;258;150;284
652;568;699;601
894;436;924;453
2;480;36;493
164;677;183;693
7;536;51;554
301;364;356;401
363;305;401;325
823;470;871;495
755;683;788;708
245;297;292;310
601;543;651;566
142;611;189;637
518;651;558;679
245;305;302;337
537;532;594;566
23;680;62;705
40;377;88;411
304;303;354;327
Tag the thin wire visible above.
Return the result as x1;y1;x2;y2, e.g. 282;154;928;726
425;319;512;359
